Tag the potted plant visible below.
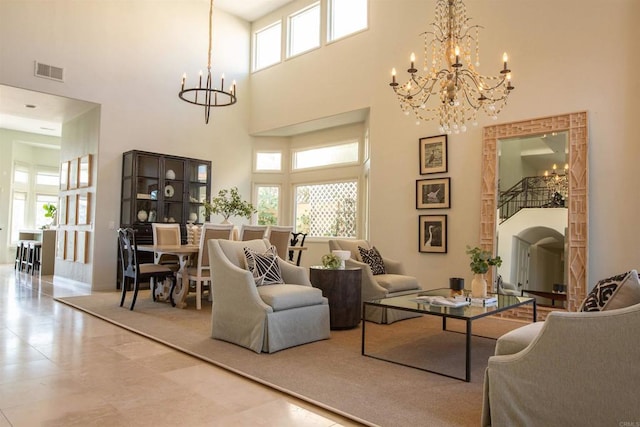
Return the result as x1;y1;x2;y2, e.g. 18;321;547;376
466;245;502;298
43;203;57;228
203;187;256;223
321;253;341;269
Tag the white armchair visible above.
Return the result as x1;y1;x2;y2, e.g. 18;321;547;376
328;239;422;324
482;303;640;426
208;238;330;353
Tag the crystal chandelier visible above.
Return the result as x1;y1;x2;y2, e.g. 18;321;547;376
389;0;515;134
179;0;237;124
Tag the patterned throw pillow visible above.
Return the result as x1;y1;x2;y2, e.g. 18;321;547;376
244;246;284;286
580;269;640;311
358;246;386;275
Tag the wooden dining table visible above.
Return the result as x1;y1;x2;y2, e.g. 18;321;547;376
138;244;199;309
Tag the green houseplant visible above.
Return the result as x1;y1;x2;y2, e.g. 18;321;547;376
203;187;256;222
42;203;57;228
466;246;502;298
321;253;341;269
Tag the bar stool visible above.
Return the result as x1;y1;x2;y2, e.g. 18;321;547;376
28;241;42;275
14;241;25;270
20;240;34;272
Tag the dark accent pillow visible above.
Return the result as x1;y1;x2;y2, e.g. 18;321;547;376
580;270;640;311
244;246;284;286
358;246;386;275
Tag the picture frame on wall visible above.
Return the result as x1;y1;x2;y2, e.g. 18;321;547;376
419;134;448;175
419;215;447;253
58;195;67;225
67;194;77;226
59;161;69;190
69;157;79;189
79;154;91;188
77;193;90;225
416;177;450;209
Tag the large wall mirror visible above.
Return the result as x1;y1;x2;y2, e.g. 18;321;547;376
480;112;588;312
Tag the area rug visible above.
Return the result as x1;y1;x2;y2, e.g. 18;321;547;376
55;291;524;427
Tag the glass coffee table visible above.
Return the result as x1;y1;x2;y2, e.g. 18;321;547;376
362;288;536;382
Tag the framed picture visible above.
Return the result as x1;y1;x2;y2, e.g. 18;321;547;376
69;157;79;189
56;230;66;259
58;195;67;225
65;230;76;261
419;215;447;253
67;194;77;226
77;193;90;225
76;231;88;263
416;177;450;209
419;135;448;175
79;154;92;188
59;161;69;190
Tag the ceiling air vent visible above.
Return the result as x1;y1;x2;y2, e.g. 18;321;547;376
34;61;64;82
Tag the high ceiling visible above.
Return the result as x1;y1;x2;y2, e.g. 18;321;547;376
0;1;293;137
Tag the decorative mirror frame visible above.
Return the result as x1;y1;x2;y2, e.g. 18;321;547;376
480;112;588;312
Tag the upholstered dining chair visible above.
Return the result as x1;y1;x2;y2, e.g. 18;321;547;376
151;223;181;269
266;225;293;260
178;223;234;310
239;224;268;241
328;239;423;324
208;238;330;353
117;228;175;310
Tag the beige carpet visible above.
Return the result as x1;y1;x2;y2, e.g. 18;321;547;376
55;291;524;427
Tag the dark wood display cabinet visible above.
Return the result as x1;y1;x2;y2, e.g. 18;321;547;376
118;150;211;287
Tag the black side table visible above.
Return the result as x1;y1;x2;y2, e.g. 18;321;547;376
309;266;362;329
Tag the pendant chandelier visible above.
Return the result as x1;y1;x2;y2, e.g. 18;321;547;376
389;0;515;134
179;0;237;124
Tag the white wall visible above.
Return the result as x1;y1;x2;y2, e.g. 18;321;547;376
0;0;252;290
249;0;640;290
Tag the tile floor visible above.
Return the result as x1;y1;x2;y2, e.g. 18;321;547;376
0;265;362;427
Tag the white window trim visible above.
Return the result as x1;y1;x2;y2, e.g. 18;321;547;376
286;2;321;60
291;140;360;172
327;0;369;44
253;150;284;173
253;20;283;72
253;183;282;226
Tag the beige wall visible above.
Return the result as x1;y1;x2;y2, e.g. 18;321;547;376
0;0;252;290
249;0;640;290
1;0;640;291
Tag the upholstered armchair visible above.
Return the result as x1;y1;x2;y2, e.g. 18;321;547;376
482;303;640;426
208;238;330;353
328;239;422;323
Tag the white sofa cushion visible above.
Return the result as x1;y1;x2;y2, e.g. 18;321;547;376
258;284;325;311
494;321;545;356
375;274;420;293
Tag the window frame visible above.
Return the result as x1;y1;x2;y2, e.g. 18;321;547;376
291;140;360;172
253;20;283;72
254;183;282;226
286;2;321;59
327;0;369;43
292;178;359;239
254;150;284;173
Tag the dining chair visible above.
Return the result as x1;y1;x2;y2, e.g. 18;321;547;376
117;228;175;310
239;224;268;241
289;232;308;266
266;225;293;260
180;223;234;310
151;223;181;270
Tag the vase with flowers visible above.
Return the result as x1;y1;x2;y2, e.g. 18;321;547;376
466;245;502;298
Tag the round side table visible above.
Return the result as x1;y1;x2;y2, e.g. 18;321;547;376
309;266;362;330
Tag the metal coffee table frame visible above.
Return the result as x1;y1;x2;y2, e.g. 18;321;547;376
361;289;536;382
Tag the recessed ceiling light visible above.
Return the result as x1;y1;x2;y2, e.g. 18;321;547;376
25;104;36;109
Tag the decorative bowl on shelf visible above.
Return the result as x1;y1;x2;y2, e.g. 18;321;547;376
164;184;175;198
165;169;176;180
137;210;148;222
